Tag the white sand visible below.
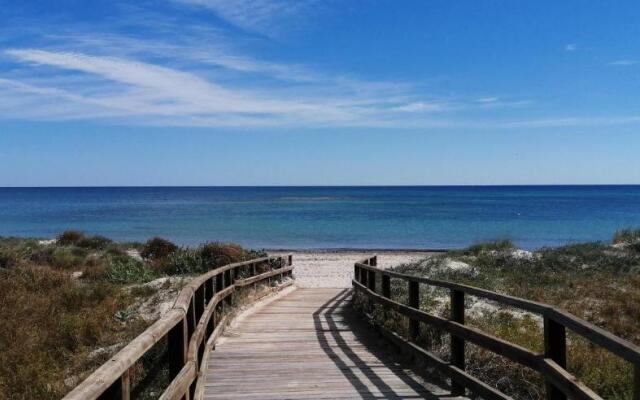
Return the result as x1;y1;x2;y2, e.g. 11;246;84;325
270;250;433;288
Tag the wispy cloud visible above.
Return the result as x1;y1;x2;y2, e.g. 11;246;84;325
2;3;638;131
476;97;499;104
2;47;454;127
608;59;637;66
174;0;318;37
565;43;578;52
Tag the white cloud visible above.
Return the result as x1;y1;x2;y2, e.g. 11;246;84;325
175;0;318;36
565;43;578;51
608;60;637;66
392;102;445;113
476;97;499;103
2;48;439;126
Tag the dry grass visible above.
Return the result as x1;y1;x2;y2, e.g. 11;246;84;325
0;233;262;400
368;232;640;399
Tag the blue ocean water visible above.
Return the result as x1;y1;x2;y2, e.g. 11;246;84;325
0;186;639;250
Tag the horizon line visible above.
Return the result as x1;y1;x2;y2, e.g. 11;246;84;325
1;183;640;189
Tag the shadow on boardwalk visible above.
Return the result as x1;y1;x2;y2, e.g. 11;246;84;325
312;289;455;399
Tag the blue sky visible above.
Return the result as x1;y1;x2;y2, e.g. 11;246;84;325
1;0;639;186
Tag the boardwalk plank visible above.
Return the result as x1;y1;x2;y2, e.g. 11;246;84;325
203;288;463;400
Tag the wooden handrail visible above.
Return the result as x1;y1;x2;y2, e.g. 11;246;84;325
63;254;293;400
353;255;640;400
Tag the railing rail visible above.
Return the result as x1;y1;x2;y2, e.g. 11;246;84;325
353;255;640;400
64;254;294;400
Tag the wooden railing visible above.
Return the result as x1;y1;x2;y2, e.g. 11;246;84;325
63;254;294;400
353;255;640;400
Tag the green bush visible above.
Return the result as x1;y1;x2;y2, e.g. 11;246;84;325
77;235;113;250
466;239;514;255
613;229;640;245
0;248;20;269
104;257;154;283
140;237;177;262
50;248;84;269
164;248;202;275
56;230;85;246
199;242;244;270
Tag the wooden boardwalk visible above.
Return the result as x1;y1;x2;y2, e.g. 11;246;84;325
204;288;461;400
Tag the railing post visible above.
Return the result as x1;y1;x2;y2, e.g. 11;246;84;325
97;369;130;400
354;264;360;283
187;297;196;338
216;272;223;292
408;280;419;340
168;318;188;400
361;266;368;287
287;254;293;266
194;286;205;323
544;317;567;400
382;273;391;299
205;277;214;304
368;269;376;292
450;289;465;395
224;269;233;306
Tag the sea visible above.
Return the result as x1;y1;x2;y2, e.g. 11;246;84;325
0;186;639;250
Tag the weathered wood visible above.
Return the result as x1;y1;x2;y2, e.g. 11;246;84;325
168;317;188;381
408;280;419;340
377;323;512;400
352;256;630;400
367;269;376;292
158;362;196;400
97;368;130;400
381;274;391;299
450;289;465;396
545;317;567;400
63;255;292;400
203;288;460;400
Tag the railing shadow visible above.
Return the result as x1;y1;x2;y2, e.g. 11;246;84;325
312;289;452;399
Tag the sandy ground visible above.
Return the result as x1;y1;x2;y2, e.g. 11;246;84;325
269;250;433;288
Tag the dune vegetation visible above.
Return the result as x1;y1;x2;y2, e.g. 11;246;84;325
0;232;265;400
358;230;640;400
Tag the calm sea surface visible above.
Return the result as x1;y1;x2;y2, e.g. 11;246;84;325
0;186;639;250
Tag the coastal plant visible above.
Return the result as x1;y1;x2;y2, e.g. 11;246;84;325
104;257;155;283
612;228;640;245
459;238;515;256
57;230;86;246
198;242;244;270
384;237;640;400
140;237;177;263
164;248;202;275
77;235;113;250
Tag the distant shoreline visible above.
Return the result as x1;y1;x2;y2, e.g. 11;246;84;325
265;248;449;253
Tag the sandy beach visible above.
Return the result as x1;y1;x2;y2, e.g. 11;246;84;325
269;250;433;288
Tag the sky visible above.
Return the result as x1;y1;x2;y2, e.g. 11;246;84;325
1;0;639;186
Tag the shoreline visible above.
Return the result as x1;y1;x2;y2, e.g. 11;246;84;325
269;249;434;288
264;247;449;253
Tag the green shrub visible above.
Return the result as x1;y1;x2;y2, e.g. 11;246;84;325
140;237;177;262
0;248;20;269
56;230;85;246
613;229;640;245
50;248;84;269
164;248;202;275
199;242;244;270
77;235;113;250
466;239;515;255
104;257;154;283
